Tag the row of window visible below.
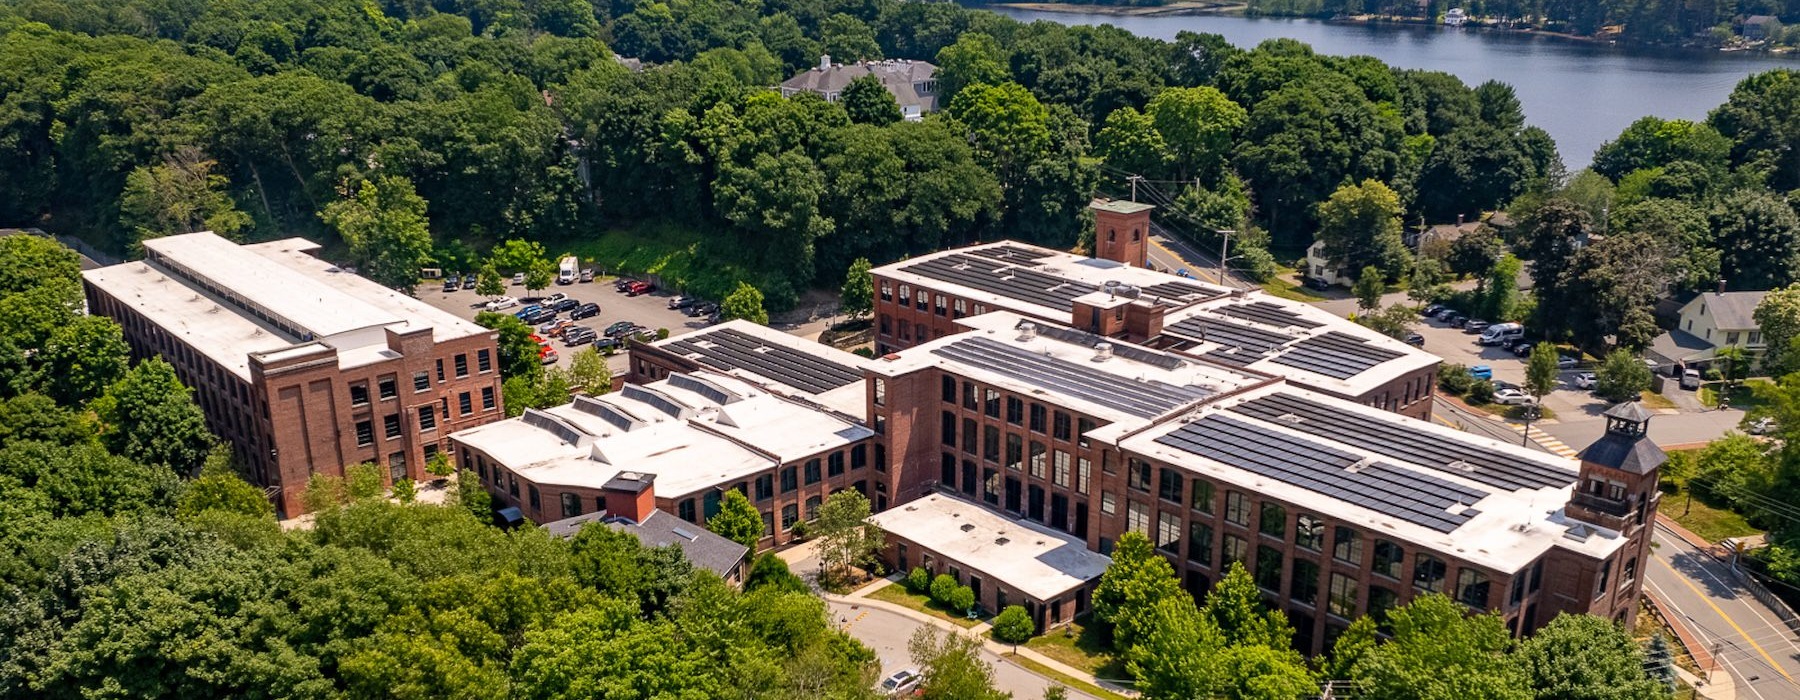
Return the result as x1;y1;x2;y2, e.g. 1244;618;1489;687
942;377;1090;442
347;350;492;408
353;388;496;447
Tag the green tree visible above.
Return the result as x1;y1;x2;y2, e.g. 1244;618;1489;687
1095;107;1168;178
1361;304;1419;340
720;282;770;324
820;14;881;62
1322;616;1379;680
502;369;573;417
1709;69;1800;191
1515;614;1671;700
1480;254;1523;321
30;315;128;405
745;553;810;594
524;256;555;295
476;262;506;299
178;447;273;520
840;257;874;319
990;605;1034;644
1201;561;1294;650
1526;342;1560;403
1594;349;1654;403
1592;116;1730;181
92;359;214;474
1146;86;1247;181
934;33;1009;107
489;239;548;273
320;175;435;294
908;626;1008;700
454;467;492;521
1350;594;1531;700
1354;265;1385;312
1128;595;1225;700
1713;189;1800;292
1445;227;1504;278
1315;179;1410;280
425;452;454;480
1093;531;1183;649
566;347;612;394
812;490;883;587
475;312;543;379
841;75;901;126
1754;284;1800;374
1715;345;1749;386
120;148;251;246
708;489;764;551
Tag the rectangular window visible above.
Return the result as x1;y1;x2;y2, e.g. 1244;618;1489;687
873;378;886;406
1053;411;1072;440
1029;403;1046;433
1191;479;1214;514
458;392;472;415
350;383;370;407
1225;491;1250;526
1291;559;1320;607
1158;468;1183;503
413;371;430;392
435;359;444;382
804;459;821;485
962;417;977;454
983;426;1000;461
935;295;946;316
828;452;845;476
1101;491;1117;515
418;406;436;431
963;382;977;410
379;377;397;400
755;474;774;501
528;485;541;511
455;354;468;377
983;468;999;505
1029;441;1046;478
1076;457;1091;494
852;444;867;469
1077;417;1097;447
355;420;374;446
1333;527;1364;566
1295;514;1324;551
1329;573;1358;619
1373;540;1404;579
781;466;798;493
477;349;492;373
1188;521;1213;565
985;389;1000;418
1052;451;1071;487
561;492;580;518
880;281;892;302
1595;557;1612;599
384;414;402;439
1126;500;1150;535
1005;396;1023;425
1458;568;1491;609
1369;586;1399;625
942;411;957;447
942;375;956;402
1128;459;1152;492
941;453;957;484
1259;502;1286;538
508;474;518;497
782;504;799;530
1255;545;1284;591
1414;553;1447;593
1156;511;1181;553
1223;534;1248;565
954;299;967;317
481;386;496;410
1005;433;1022;470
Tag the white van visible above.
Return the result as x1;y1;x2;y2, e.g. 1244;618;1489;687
556;256;578;285
1478;322;1524;346
1681;368;1702;390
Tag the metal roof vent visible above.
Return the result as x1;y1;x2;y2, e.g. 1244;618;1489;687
995;537;1010;545
960;523;975;532
1018;322;1038;341
1448;459;1478;473
1093;342;1114;362
1276;412;1304;424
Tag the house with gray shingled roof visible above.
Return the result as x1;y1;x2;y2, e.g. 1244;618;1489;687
778;55;939;121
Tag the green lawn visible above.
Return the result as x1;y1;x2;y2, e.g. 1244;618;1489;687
1002;652;1131;700
1698;379;1772;411
863;582;984;628
1639;391;1678;410
1020;619;1128;679
1258;266;1330;302
1658;487;1763;543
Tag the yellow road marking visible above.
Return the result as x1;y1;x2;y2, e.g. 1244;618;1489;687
1651;554;1793;682
1147;238;1221;285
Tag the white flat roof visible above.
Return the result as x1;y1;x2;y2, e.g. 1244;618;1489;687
1121;385;1625;573
1161;296;1439;398
645;320;876;419
871;311;1269;427
82;232;488;380
450;371;873;500
872;241;1230;322
869;493;1112;601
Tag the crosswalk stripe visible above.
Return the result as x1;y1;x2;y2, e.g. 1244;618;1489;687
1502;421;1580;457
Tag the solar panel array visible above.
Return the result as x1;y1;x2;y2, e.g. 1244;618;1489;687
571;396;644;432
1196;347;1268;367
1216;301;1323;329
1229;393;1576;491
1166;317;1295;353
1269;332;1405;379
1154;415;1486;533
660;328;863;395
523;410;584;444
1141;280;1218;300
965;244;1056;262
668;373;739;405
1030;324;1187;371
900;254;1093;311
623;385;688;418
932;337;1210;418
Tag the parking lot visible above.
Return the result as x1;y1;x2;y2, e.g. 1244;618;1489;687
1409;311;1620;420
418;274;712;377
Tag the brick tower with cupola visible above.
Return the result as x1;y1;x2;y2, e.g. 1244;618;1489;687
1554;401;1665;625
1091;199;1153;268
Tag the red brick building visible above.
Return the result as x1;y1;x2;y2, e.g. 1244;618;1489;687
82;232;504;516
869;201;1439;419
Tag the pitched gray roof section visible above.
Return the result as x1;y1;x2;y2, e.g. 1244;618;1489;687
780;59;938;112
1693;290;1767;330
1577;434;1667;476
541;510;750;577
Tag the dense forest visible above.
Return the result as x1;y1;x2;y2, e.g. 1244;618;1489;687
0;0;1565;310
1247;0;1800;46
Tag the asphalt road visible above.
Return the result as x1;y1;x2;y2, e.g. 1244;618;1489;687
1647;524;1800;699
829;599;1101;700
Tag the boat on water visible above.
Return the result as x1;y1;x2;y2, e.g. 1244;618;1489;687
1443;7;1468;26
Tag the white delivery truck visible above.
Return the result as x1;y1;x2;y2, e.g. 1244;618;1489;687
557;256;578;285
1478;322;1524;346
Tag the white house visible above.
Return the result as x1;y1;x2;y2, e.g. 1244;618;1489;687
1648;288;1768;368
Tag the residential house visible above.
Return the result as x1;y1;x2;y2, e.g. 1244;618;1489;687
1647;287;1768;369
778;55;939;121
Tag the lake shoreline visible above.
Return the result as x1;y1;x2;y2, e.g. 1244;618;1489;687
990;1;1247;17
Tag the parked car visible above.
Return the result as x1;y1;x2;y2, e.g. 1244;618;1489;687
512;272;525;285
551;298;580;312
1492;388;1536;405
539;320;574;337
569;302;601;320
614;278;636;291
543;292;568;305
528;333;549;346
625;280;654;296
1434;308;1459;321
521;308;557;325
877;669;920;697
1404;332;1424;347
604;320;638;337
1422;304;1444;317
1748;416;1778;435
1557;355;1578;370
484;296;518;311
512;304;542;319
1448;313;1470;328
463;275;477;290
579;268;594;283
1469;365;1493;380
538;345;558;364
563;327;597;346
1303;276;1331;291
1574;372;1598;389
1478;322;1524;346
1510;342;1535;357
1681;368;1702;390
686;302;717;318
1464;319;1490;333
442;275;460;292
592;336;621;351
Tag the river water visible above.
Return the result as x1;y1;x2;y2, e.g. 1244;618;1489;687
989;8;1798;167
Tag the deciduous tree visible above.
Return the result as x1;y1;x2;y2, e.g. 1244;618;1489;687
92;358;213;474
1350;594;1531;700
720;282;770;324
708;489;764;551
812;490;883;586
1315;179;1410;280
840;258;874;319
1594;349;1653;405
841;75;901;126
1516;613;1670;700
908;627;1008;700
320;175;435;294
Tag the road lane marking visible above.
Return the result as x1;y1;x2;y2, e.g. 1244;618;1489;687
1147;237;1223;285
1651;553;1794;683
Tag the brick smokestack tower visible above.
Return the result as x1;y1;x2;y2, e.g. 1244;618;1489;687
1091;199;1154;268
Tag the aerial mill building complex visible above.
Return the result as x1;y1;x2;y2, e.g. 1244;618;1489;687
456;201;1661;652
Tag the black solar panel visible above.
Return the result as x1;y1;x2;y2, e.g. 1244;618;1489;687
1197;347;1267;367
1165;317;1295;354
523;410;584;444
668;373;737;405
932;337;1209;418
901;254;1093;311
660;328;863;395
965;244;1057;262
571;396;645;432
1028;324;1187;371
1269;332;1405;379
1154;415;1486;533
1141;280;1218;300
1216;301;1323;329
1229;393;1576;491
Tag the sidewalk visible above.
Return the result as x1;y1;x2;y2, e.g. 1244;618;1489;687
837;577;1136;698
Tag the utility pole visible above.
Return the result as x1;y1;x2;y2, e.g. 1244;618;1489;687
1127;174;1144;203
1216;229;1237;286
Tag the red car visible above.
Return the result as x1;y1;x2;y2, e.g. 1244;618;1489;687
625;280;654;296
538;345;558;364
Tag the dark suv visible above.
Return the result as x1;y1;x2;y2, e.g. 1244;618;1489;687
569;302;600;320
551;298;580;312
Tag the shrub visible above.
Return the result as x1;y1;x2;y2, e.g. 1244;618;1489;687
656;327;670;340
991;605;1035;643
391;478;416;503
1439;364;1473;395
1705;368;1723;381
907;566;931;593
949;585;976;615
1467;379;1496;405
930;573;958;605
